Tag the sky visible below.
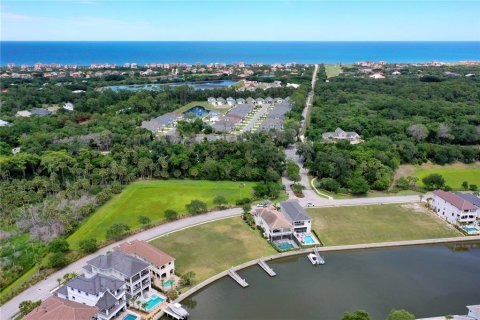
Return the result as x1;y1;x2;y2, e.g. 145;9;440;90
1;1;480;41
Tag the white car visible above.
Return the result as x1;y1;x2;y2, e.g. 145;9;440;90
306;202;315;207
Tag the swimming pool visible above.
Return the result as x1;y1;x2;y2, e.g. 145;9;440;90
303;235;315;245
277;242;294;251
146;294;165;311
463;226;480;233
183;106;210;118
123;314;138;320
163;279;174;288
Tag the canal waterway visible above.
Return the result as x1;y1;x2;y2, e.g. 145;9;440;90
179;243;480;320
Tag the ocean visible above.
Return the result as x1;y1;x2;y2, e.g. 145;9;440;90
1;41;479;66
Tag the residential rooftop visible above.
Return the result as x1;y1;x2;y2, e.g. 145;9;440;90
87;250;150;278
280;200;311;221
433;190;478;210
117;240;174;268
65;273;125;295
24;296;97;320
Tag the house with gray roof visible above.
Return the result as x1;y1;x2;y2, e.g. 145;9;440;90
246;97;256;105
279;200;312;234
86;251;151;300
141;113;182;134
258;118;283;131
322;127;361;144
55;273;126;320
226;97;236;106
30;108;52;116
236;98;245;105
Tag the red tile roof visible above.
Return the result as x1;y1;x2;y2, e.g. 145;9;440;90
117;240;174;268
24;296;97;320
433;190;478;210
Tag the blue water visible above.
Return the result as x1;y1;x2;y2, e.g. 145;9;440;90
123;314;137;320
303;235;315;245
163;279;175;288
146;294;164;311
104;80;235;92
1;42;479;66
184;106;210;118
277;242;294;251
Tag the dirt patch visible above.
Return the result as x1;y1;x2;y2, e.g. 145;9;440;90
401;203;427;213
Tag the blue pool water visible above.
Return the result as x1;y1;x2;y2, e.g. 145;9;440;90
277;242;294;251
163;279;174;288
123;314;137;320
184;106;210;118
463;226;479;233
146;294;165;311
303;235;315;245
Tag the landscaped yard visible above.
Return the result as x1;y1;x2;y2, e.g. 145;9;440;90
308;203;462;246
396;162;480;190
68;180;255;247
149;216;276;282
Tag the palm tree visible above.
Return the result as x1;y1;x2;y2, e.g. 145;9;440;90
56;278;62;287
141;301;148;311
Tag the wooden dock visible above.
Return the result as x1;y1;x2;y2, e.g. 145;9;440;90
313;247;325;264
228;269;248;287
258;258;276;276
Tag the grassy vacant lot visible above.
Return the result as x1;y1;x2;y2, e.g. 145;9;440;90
150;217;276;282
68;180;255;247
325;64;343;78
308;203;461;246
396;162;480;190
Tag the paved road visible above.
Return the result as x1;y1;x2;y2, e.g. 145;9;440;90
299;64;319;140
241;103;270;133
0;208;242;320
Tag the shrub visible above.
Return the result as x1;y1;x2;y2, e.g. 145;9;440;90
469;184;478;191
79;238;98;254
165;209;178;221
235;197;251;205
253;182;282;199
166;289;178;301
213;195;228;208
18;300;42;318
386;309;415;320
180;271;196;286
106;223;130;240
138;215;151;225
49;238;69;253
186;200;208;215
422;173;445;190
349;176;370;194
319;178;340;193
48;252;68;268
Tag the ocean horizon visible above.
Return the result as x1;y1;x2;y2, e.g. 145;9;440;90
1;41;480;66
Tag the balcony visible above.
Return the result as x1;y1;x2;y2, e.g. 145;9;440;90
98;300;126;320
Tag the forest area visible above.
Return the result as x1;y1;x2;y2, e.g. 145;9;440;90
300;65;480;195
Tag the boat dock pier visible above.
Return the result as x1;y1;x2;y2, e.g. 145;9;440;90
258;258;276;276
228;269;248;287
313;247;325;264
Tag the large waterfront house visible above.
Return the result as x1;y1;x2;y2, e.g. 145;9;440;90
117;240;175;288
431;190;480;232
322;128;361;144
24;296;98;320
56;273;126;320
279;200;312;234
253;206;293;242
253;201;319;248
85;251;151;301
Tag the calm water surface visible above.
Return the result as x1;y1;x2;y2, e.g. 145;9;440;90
180;243;480;320
2;41;479;65
104;80;236;92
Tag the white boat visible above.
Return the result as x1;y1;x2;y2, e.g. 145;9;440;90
168;303;190;318
308;253;319;265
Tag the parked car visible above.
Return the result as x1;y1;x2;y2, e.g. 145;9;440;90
306;202;315;207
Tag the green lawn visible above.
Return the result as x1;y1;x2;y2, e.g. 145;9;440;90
325;64;343;78
68;180;255;247
395;162;480;190
308;203;462;246
413;163;480;190
149;216;276;282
